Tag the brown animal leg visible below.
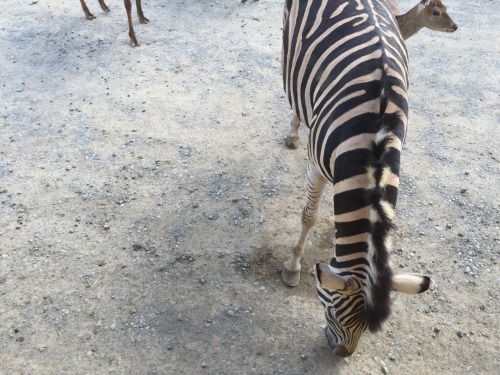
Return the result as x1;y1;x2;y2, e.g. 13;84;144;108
136;0;149;24
124;0;140;46
98;0;111;13
80;0;96;19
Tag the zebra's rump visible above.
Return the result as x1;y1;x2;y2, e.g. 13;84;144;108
282;0;408;147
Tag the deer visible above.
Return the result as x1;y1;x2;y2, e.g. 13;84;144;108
396;0;458;40
78;0;148;46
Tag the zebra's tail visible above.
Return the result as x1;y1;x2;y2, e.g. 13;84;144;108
364;97;403;332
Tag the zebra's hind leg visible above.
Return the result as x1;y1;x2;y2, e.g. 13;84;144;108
285;114;301;149
282;164;327;286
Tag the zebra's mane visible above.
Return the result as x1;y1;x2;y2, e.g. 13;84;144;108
363;93;402;332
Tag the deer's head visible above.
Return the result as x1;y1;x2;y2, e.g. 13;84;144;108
419;0;458;33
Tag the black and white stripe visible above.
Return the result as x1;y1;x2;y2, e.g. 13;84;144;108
282;0;410;355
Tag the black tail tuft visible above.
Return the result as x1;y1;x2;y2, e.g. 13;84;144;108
364;99;403;332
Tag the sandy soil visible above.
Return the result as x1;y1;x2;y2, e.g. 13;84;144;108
0;1;498;374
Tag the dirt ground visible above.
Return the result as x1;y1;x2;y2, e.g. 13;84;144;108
0;0;498;374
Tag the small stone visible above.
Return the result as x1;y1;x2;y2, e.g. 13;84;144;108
460;188;467;194
433;327;441;334
446;224;453;229
201;362;207;368
132;244;143;251
300;354;308;360
457;330;465;338
380;360;388;374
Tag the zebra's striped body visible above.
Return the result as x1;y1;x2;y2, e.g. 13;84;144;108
281;0;432;356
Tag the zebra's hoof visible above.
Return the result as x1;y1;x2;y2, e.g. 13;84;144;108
282;267;301;287
285;135;299;149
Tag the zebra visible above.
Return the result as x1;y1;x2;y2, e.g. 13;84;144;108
280;0;433;356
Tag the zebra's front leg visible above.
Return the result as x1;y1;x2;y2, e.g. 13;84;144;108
282;164;327;286
286;114;301;149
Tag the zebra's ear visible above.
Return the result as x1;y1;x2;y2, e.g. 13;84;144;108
315;263;349;291
392;274;434;294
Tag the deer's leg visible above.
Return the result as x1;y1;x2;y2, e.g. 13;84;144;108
80;0;96;19
282;163;327;287
124;0;140;46
286;114;301;149
136;0;149;24
98;0;111;13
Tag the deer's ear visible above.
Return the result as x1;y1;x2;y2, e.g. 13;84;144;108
419;0;431;10
392;274;434;294
315;263;348;291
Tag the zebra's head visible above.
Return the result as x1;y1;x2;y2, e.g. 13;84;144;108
315;263;367;356
315;263;433;356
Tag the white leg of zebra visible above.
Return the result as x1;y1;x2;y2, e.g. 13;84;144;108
285;114;302;149
282;163;327;286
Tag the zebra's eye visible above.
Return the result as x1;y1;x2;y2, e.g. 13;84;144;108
433;10;440;16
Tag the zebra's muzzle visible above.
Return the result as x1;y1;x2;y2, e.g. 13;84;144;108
332;345;351;357
325;326;353;357
325;327;350;357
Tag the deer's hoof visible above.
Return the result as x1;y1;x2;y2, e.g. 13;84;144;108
282;266;301;287
285;135;299;149
139;16;150;24
129;36;140;47
85;13;97;20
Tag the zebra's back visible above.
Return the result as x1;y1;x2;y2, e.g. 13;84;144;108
283;0;409;182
